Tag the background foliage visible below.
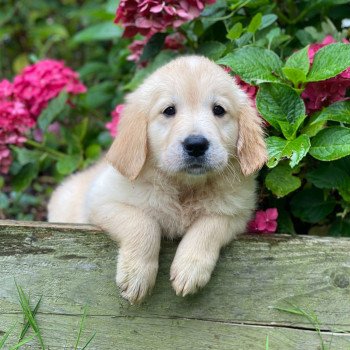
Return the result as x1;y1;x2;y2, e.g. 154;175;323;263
1;0;350;235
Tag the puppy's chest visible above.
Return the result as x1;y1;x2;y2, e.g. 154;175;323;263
145;190;205;238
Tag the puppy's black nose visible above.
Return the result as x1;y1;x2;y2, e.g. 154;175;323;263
183;135;209;157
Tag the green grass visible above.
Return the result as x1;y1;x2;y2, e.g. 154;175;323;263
0;282;95;349
274;302;339;350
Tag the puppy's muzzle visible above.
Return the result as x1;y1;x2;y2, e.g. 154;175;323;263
183;135;209;158
182;135;211;175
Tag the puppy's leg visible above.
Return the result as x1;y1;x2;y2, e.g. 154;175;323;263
89;203;161;304
170;215;246;296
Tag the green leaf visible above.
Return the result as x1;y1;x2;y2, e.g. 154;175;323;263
197;41;226;60
247;13;262;33
282;67;307;85
307;43;350;82
83;81;114;109
217;47;283;84
301;113;326;137
38;91;68;131
266;28;281;47
11;163;39;192
291;187;336;223
235;32;253;47
0;192;9;209
277;208;296;234
306;163;350;189
266;134;310;168
140;33;166;62
265;163;301;197
256;83;306;139
31;23;69;41
78;62;110;79
13;54;29;74
329;219;350;236
12;147;41;165
226;23;243;41
73;118;89;142
334;156;350;175
311;100;350;125
339;187;350;202
56;155;81;175
284;46;310;76
282;46;310;84
260;14;278;30
73;22;123;43
85;144;101;160
310;126;350;161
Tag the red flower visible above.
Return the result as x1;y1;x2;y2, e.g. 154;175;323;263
234;76;258;105
164;32;186;50
248;208;278;234
302;35;350;114
115;0;215;38
127;38;149;62
106;104;124;137
13;59;86;118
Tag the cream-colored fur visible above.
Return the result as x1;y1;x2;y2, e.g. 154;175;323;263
48;56;267;304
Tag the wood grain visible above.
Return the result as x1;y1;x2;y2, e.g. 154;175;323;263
1;220;350;349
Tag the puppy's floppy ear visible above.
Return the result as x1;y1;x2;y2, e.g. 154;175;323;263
105;103;147;180
237;103;267;176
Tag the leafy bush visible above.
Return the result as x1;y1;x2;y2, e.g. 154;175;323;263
1;0;350;235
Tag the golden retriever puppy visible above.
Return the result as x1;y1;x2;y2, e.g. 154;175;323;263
48;55;267;304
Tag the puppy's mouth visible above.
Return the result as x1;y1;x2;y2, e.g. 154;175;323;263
184;164;208;175
182;158;211;175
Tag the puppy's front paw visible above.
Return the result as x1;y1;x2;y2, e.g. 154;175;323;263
170;254;215;297
116;253;158;304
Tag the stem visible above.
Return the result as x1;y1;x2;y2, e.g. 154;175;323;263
25;139;65;159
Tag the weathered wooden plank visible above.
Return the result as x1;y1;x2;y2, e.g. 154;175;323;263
2;313;350;350
1;220;350;349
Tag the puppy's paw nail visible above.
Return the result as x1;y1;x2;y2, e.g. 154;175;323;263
170;257;213;297
116;257;158;304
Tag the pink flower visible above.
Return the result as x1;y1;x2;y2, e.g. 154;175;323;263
13;59;86;118
0;60;85;173
106;104;124;137
115;0;215;38
302;36;350;114
127;38;149;63
0;100;34;174
248;208;278;234
234;76;257;105
0;80;13;101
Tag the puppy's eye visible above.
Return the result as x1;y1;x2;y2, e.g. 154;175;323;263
213;105;226;117
163;106;176;117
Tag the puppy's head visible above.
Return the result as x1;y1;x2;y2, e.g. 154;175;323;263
106;56;267;180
